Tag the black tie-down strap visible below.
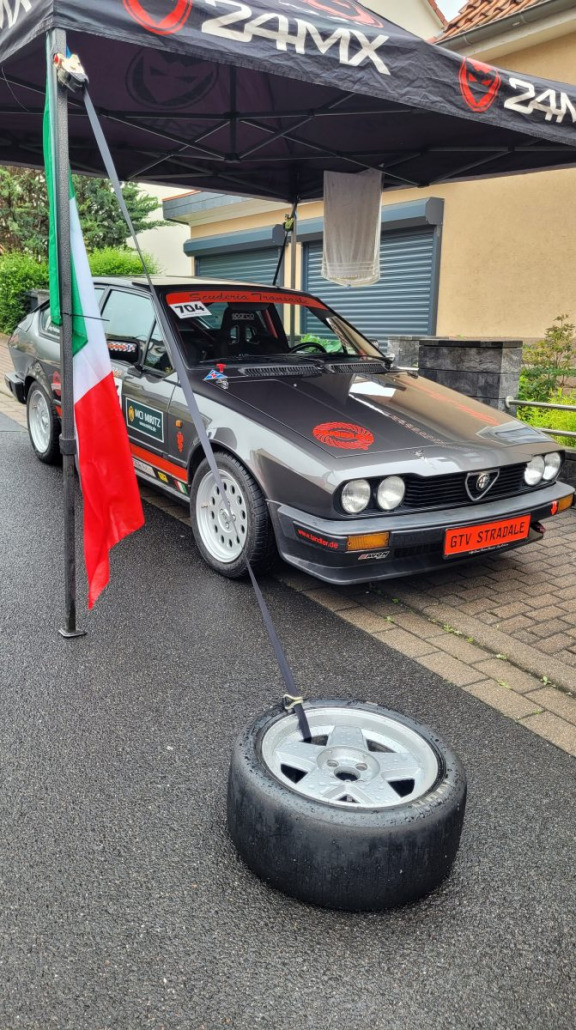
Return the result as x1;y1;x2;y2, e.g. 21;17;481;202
81;86;312;742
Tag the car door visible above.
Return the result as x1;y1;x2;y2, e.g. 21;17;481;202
101;287;178;492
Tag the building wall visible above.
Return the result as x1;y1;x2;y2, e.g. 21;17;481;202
130;184;192;276
368;0;443;36
431;29;576;340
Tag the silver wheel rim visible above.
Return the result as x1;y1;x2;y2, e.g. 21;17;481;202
195;468;248;563
261;706;439;809
28;388;51;454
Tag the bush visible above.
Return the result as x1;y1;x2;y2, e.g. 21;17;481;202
518;387;576;449
88;247;160;277
519;314;576;403
0;252;49;333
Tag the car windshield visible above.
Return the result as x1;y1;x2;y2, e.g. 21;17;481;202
161;287;384;367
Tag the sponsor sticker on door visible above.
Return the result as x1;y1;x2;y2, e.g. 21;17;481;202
126;400;164;442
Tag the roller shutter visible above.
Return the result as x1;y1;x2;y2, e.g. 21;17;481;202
195;248;280;285
302;227;437;344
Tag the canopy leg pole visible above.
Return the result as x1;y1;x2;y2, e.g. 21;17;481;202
48;29;86;639
289;209;298;346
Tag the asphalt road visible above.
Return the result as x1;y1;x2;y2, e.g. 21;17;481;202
0;415;574;1030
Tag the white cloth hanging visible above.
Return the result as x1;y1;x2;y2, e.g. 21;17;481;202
321;169;382;287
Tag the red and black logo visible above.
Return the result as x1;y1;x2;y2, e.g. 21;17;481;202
459;58;501;113
313;422;374;451
123;0;192;36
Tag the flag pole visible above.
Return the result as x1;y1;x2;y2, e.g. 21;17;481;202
47;29;86;639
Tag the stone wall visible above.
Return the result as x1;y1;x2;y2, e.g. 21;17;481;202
418;338;523;411
561;449;576;488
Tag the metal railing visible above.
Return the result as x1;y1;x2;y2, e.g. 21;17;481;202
505;395;576;440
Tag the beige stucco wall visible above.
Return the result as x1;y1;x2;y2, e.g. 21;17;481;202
131;184;192;276
431;29;576;339
367;0;443;37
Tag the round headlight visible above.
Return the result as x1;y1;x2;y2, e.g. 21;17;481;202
543;452;562;481
341;479;371;514
377;476;406;511
524;455;545;486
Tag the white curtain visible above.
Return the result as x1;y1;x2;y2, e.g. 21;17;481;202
322;169;382;287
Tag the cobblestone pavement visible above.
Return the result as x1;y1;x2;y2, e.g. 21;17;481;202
2;337;575;757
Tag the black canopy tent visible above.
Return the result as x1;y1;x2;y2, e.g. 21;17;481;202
1;0;576;632
2;0;576;199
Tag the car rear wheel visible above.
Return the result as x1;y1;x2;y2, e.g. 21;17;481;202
26;381;61;465
190;452;276;578
228;699;467;911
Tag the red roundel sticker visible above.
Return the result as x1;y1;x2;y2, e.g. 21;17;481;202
313;422;374;451
123;0;192;36
459;58;501;113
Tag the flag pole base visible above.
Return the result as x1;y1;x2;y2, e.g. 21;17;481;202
58;626;87;639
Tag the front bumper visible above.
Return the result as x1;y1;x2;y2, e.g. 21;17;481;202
269;480;574;584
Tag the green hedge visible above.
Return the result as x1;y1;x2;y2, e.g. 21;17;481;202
0;248;160;334
88;247;159;277
518;388;576;449
0;253;49;334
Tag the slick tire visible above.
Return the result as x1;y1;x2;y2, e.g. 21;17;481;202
26;380;61;466
227;699;467;911
190;452;277;578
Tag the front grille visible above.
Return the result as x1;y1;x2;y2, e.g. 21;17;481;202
403;464;527;509
338;463;544;517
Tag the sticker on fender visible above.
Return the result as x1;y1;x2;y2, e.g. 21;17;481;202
444;515;530;557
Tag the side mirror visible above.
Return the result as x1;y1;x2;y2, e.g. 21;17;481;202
107;337;141;364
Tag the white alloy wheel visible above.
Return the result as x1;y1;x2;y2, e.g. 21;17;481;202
195;467;248;563
26;381;61;465
190;453;276;578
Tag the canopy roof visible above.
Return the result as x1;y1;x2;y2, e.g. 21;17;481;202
1;0;575;201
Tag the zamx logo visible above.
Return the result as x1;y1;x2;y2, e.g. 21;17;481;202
123;0;192;36
0;0;32;31
459;58;501;113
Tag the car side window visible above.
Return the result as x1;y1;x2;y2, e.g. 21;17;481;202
143;321;174;375
101;289;155;344
39;287;105;336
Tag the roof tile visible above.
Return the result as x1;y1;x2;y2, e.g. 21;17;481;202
438;0;545;41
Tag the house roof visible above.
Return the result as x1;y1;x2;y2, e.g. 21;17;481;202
438;0;546;41
427;0;448;26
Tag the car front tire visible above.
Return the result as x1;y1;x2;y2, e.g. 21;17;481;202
227;699;467;911
190;452;276;578
26;380;61;465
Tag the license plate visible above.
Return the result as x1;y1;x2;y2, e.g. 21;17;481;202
444;515;531;557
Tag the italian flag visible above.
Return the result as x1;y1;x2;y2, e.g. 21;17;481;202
43;70;144;609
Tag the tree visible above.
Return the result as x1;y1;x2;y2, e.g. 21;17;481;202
519;315;576;403
0;166;166;258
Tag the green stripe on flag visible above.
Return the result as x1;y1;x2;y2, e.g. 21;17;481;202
43;65;89;358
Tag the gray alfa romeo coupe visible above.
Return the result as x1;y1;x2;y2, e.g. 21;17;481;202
6;276;574;583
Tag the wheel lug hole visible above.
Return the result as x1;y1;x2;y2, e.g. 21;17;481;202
356;763;368;771
326;760;338;768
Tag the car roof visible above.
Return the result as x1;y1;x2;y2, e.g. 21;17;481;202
92;275;310;295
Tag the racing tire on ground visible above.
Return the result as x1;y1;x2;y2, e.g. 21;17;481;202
227;699;467;911
26;380;61;466
190;452;277;578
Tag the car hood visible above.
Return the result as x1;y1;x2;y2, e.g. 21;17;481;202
200;368;550;464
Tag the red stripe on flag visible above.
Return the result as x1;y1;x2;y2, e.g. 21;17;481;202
75;372;144;608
